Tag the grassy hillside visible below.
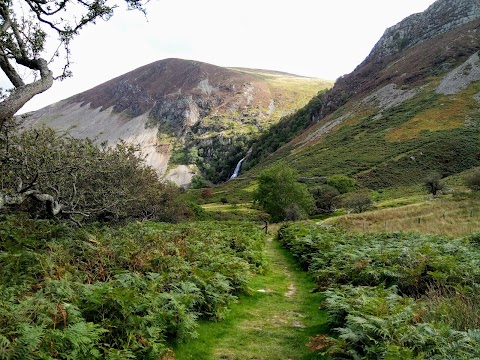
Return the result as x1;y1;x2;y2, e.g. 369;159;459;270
239;20;480;191
276;82;480;189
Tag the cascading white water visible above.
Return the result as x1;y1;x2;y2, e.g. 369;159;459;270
229;147;253;180
229;156;246;180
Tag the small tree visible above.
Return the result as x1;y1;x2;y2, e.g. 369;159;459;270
465;170;480;192
310;185;340;214
254;162;313;222
327;175;356;194
342;191;373;213
190;175;208;189
424;172;444;196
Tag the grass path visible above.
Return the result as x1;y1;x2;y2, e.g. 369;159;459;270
174;236;328;360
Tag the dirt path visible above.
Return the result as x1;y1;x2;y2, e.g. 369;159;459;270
174;236;328;360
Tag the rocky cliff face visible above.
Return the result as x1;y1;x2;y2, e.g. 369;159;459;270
323;0;480;111
364;0;480;63
21;59;330;186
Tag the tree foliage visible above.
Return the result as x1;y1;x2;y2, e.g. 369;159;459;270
0;0;146;123
423;171;444;196
327;174;356;194
341;191;373;213
0;121;188;223
254;162;313;222
465;169;480;192
310;185;340;214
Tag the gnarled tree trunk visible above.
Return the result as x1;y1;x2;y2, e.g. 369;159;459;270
0;58;53;127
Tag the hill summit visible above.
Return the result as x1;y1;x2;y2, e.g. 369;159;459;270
20;58;331;186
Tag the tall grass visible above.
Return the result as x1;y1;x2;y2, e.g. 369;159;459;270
326;197;480;237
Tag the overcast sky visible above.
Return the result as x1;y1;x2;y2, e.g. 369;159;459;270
14;0;437;113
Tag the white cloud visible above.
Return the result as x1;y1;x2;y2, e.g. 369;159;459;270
13;0;437;113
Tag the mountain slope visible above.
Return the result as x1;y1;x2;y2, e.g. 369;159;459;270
244;0;480;189
20;58;331;186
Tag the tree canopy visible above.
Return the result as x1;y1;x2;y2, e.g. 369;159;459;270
254;162;313;222
0;0;146;125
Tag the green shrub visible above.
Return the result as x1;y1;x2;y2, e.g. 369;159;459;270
465;170;480;192
423;171;445;196
0;125;188;224
341;191;373;213
310;185;340;214
320;285;480;359
327;175;356;194
278;224;480;294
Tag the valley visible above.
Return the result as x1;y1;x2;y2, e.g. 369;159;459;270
2;0;480;358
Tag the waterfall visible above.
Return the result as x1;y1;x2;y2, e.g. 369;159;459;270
229;147;253;180
229;156;246;180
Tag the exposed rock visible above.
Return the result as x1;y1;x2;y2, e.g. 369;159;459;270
20;101;171;175
362;83;418;110
365;0;480;63
284;283;296;298
300;114;349;146
164;165;196;189
436;51;480;94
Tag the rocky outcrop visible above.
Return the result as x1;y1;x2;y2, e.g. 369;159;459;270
436;51;480;94
364;0;480;63
315;0;480;121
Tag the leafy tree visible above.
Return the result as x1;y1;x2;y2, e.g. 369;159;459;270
424;172;444;196
310;185;340;214
254;162;313;222
327;174;356;194
465;170;480;192
0;0;146;125
342;191;372;213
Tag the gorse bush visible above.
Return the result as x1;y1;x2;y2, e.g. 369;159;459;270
0;216;266;359
278;223;480;358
